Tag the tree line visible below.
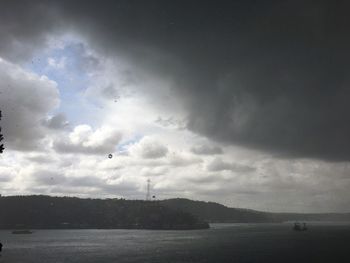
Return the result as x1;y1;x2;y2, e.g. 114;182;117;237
0;195;209;230
0;110;4;154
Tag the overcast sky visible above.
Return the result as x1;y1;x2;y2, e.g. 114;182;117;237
1;0;350;212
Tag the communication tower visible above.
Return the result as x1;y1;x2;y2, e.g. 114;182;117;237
146;178;151;201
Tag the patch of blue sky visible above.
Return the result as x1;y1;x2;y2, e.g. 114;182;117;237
117;134;143;153
24;42;101;127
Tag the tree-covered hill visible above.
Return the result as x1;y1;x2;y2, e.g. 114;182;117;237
160;198;350;223
160;198;276;223
0;195;209;230
1;196;349;230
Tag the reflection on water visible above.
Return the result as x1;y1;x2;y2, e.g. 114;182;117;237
1;223;350;262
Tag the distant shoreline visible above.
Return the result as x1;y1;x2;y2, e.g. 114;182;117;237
1;195;350;230
0;195;210;230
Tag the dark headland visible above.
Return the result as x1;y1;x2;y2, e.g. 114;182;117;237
1;195;350;230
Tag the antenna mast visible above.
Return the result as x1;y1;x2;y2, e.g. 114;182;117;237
146;179;151;201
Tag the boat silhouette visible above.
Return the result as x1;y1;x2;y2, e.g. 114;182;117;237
11;230;33;234
293;222;307;231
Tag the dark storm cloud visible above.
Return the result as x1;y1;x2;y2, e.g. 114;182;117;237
3;0;350;160
0;0;61;61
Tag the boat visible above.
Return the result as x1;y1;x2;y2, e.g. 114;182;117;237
293;222;307;231
11;230;33;234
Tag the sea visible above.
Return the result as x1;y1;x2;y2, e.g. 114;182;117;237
1;223;350;263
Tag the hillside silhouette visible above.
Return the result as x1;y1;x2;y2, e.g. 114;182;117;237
160;198;275;223
161;198;350;223
1;196;350;230
0;195;208;230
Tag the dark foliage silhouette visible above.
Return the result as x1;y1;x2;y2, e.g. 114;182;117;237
0;195;209;230
0;110;4;154
162;198;350;223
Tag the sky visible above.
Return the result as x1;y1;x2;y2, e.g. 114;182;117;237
1;0;350;213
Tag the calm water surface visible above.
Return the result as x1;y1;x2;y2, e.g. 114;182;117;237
1;223;350;263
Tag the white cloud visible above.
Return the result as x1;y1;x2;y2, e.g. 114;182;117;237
31;169;67;186
129;137;168;159
191;144;223;155
0;57;59;151
42;113;69;130
167;152;202;167
53;125;122;155
0;166;16;182
140;166;169;177
207;157;256;173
